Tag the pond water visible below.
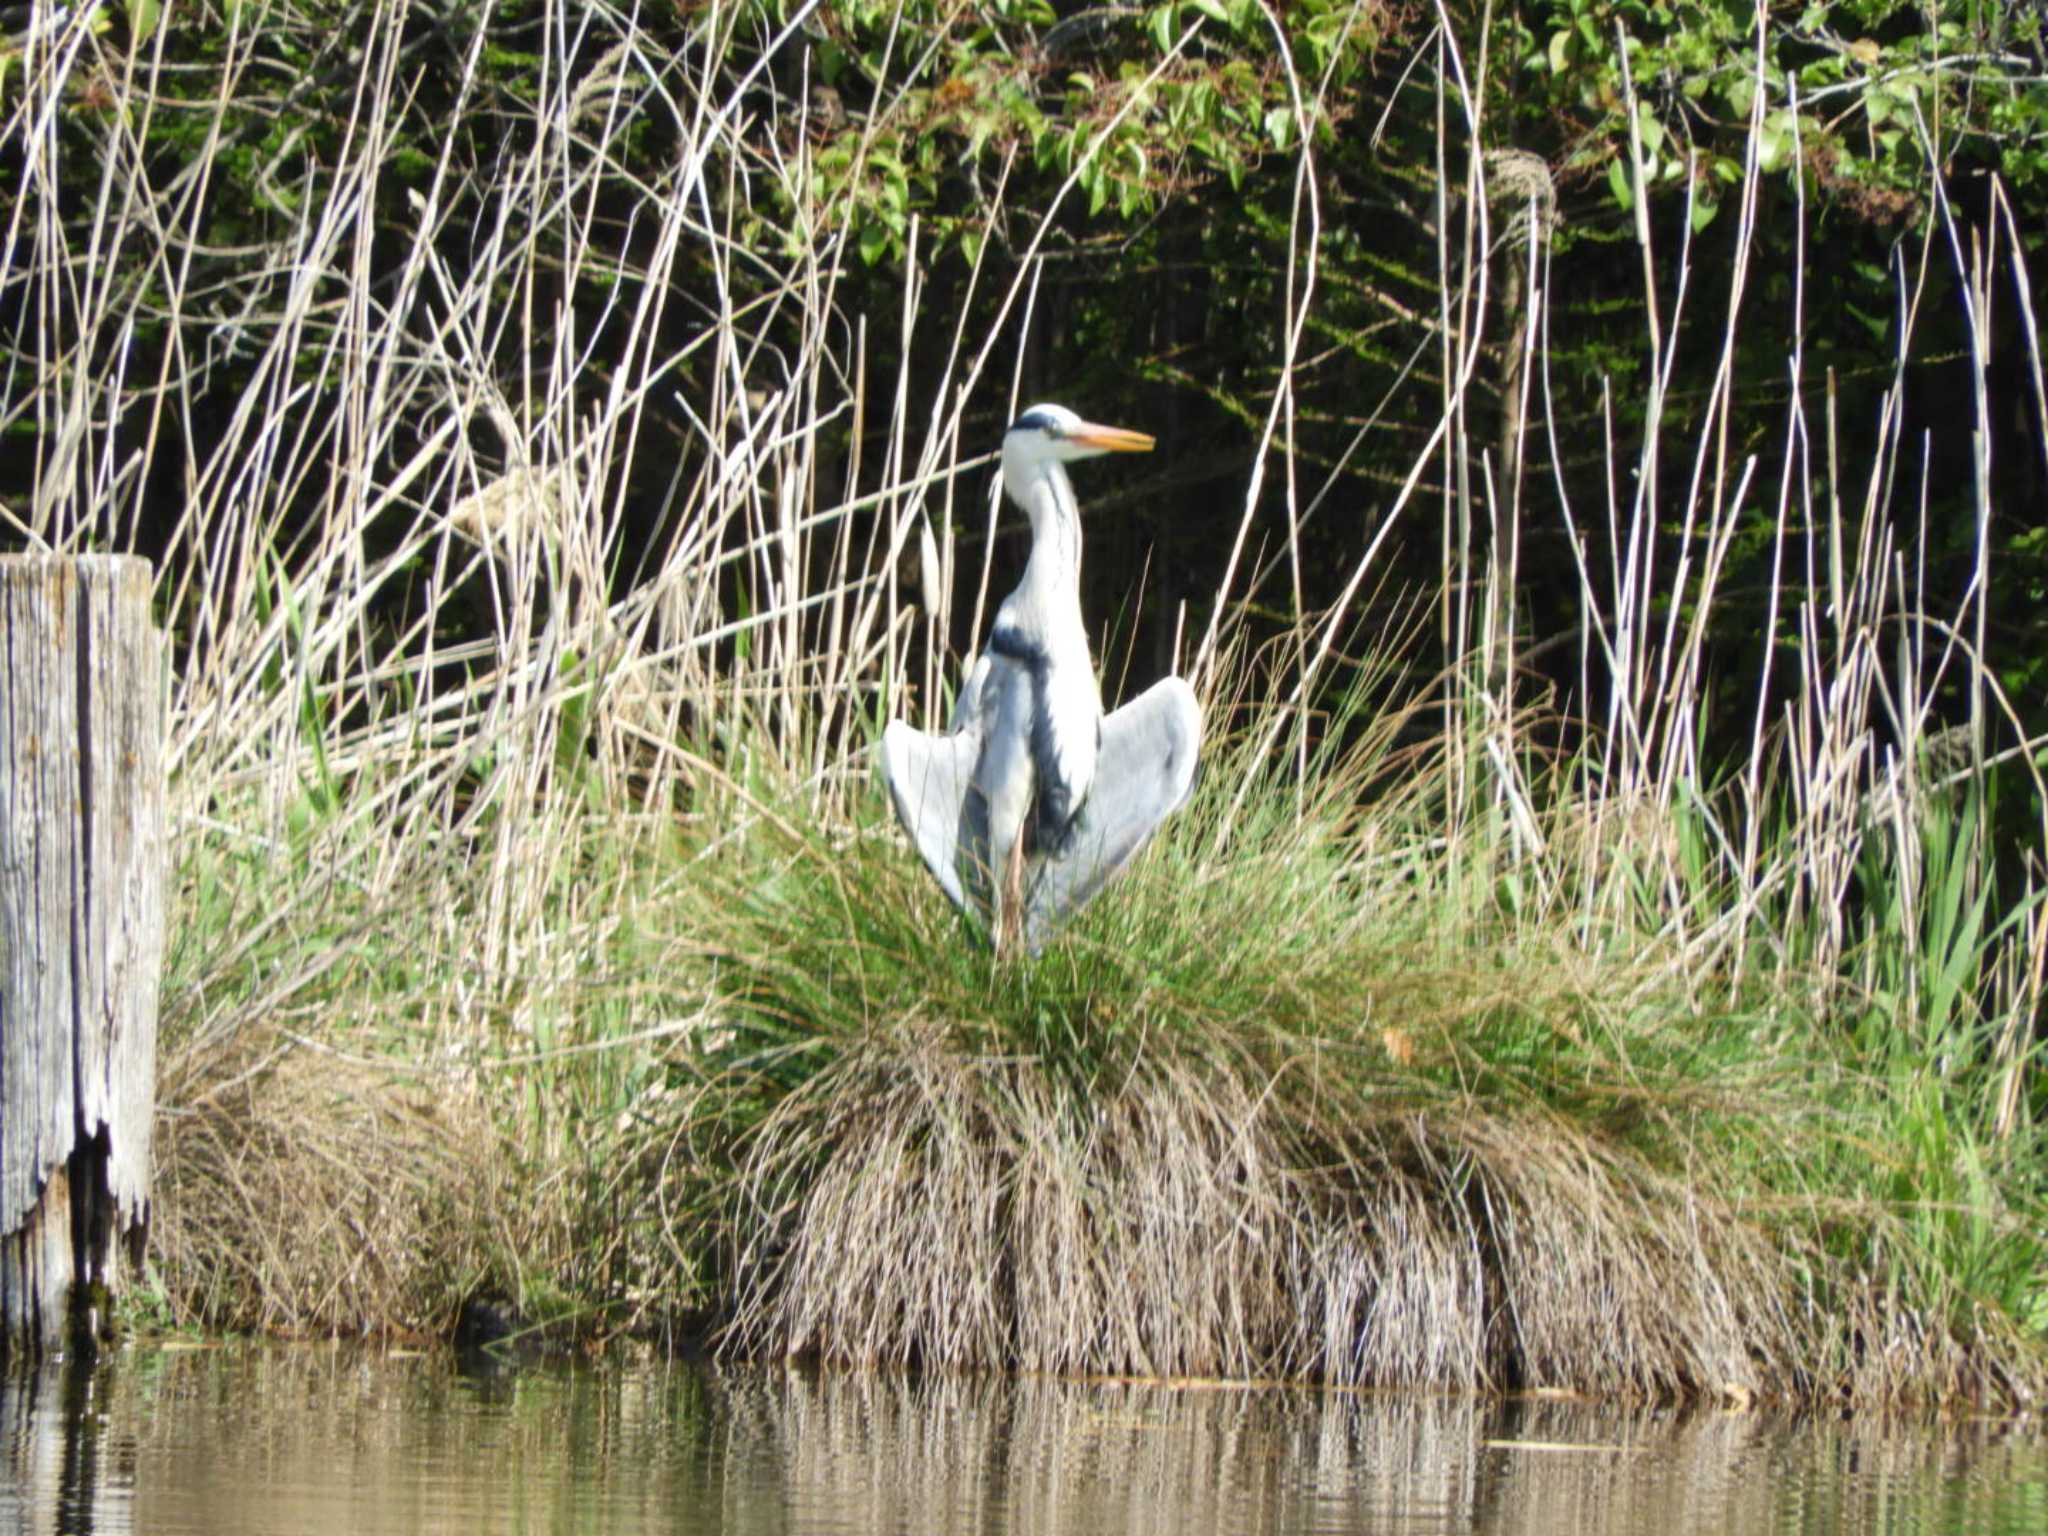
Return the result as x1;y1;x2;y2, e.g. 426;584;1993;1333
2;1343;2044;1534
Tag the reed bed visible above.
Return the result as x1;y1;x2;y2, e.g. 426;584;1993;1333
6;3;2043;1402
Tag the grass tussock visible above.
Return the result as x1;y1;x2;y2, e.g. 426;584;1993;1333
670;704;2040;1404
725;1042;1807;1399
154;1044;507;1336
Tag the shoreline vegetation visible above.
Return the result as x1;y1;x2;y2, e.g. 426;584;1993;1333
9;3;2046;1406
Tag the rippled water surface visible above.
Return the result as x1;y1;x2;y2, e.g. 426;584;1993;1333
3;1344;2045;1534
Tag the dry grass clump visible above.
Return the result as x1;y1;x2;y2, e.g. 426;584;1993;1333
153;1043;513;1336
726;1044;1311;1379
148;806;727;1341
719;1030;1808;1400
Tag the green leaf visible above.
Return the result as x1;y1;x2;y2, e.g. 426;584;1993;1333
1149;4;1177;51
1607;156;1635;211
1635;106;1665;158
1845;301;1890;342
1757;122;1790;174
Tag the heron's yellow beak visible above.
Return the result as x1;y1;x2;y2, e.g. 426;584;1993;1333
1068;422;1155;453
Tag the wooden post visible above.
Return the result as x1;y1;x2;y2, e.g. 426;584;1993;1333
0;555;164;1360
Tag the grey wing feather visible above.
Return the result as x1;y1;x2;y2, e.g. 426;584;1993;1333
882;651;1006;917
881;717;984;913
1023;675;1202;949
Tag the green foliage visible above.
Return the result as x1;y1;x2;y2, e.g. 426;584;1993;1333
1529;0;2048;218
777;0;1386;264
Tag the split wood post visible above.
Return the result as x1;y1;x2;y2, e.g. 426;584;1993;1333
0;555;165;1361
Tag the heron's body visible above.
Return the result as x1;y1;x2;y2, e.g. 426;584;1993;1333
881;404;1202;954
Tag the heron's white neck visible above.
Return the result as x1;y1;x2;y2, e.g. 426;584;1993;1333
1005;458;1084;625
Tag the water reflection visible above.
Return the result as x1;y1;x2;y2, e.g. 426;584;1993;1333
2;1344;2044;1534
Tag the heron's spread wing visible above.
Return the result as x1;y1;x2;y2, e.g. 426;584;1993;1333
881;717;983;912
1023;675;1201;949
881;652;1030;918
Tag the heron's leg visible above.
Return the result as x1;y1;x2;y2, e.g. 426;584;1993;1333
998;824;1027;957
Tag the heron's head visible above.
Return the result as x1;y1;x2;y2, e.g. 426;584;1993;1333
1002;404;1154;473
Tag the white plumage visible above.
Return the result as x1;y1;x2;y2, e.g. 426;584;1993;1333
881;404;1203;955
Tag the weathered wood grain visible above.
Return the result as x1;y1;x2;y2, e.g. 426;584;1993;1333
1;555;164;1359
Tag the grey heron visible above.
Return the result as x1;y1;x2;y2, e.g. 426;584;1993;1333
881;404;1203;955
